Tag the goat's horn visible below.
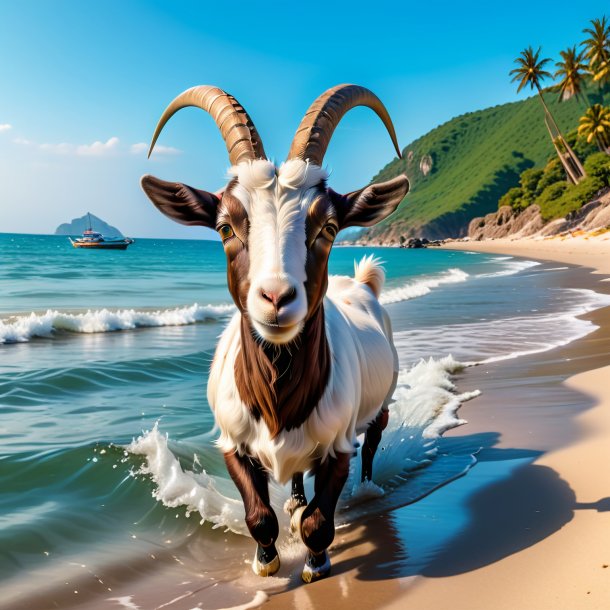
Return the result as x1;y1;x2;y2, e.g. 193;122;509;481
287;84;401;165
148;85;266;165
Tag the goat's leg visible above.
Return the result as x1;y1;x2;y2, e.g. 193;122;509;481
285;472;307;522
292;451;351;582
224;450;280;577
361;407;389;482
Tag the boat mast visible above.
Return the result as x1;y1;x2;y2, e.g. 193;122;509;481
87;212;92;231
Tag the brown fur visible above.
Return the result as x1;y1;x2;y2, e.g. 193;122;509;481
234;306;330;438
223;450;278;546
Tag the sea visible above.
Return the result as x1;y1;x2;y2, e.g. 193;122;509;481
1;232;609;608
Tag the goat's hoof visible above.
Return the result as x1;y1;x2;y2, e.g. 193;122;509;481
290;505;307;538
252;543;280;577
301;549;331;583
284;495;307;517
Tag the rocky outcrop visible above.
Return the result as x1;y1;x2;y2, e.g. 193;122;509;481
468;205;544;240
468;191;610;240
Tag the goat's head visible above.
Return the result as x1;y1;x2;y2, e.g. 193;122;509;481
141;85;409;345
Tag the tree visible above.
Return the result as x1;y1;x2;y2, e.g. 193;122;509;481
554;46;589;104
582;16;610;85
578;104;610;152
510;46;586;183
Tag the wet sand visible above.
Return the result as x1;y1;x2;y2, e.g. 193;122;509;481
378;235;610;610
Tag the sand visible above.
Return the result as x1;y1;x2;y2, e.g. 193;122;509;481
390;234;610;610
261;233;610;610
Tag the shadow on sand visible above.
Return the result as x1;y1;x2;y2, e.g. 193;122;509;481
327;430;609;583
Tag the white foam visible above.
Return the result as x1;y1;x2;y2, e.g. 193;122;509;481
394;288;610;366
0;303;236;344
379;268;469;305
476;259;540;278
126;355;475;535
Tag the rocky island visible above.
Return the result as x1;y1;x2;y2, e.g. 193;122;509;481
55;213;124;237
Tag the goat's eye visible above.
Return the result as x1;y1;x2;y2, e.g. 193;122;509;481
218;224;234;241
321;224;338;241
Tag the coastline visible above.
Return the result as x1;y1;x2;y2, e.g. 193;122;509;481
389;235;610;609
4;237;610;610
262;235;610;610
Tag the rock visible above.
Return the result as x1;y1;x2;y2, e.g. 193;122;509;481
55;213;124;237
467;189;610;240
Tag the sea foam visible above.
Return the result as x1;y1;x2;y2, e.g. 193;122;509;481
394;288;610;365
0;268;472;343
0;303;236;344
379;268;469;305
126;355;478;537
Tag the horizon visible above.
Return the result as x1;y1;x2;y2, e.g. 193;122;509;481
1;0;608;239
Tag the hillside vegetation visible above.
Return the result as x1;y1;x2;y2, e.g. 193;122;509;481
363;84;610;242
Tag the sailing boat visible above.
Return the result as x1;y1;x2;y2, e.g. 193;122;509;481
69;214;134;250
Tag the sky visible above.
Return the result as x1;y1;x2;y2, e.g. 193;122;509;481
1;0;608;239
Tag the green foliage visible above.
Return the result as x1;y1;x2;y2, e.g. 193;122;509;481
539;176;605;220
520;168;543;192
536;182;568;213
367;81;610;240
565;128;598;159
583;151;610;185
537;157;566;191
495;150;608;222
519;168;544;203
498;186;524;211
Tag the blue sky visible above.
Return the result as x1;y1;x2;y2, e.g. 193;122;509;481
0;0;608;239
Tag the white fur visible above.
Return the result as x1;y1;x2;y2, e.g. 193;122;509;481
231;160;328;344
354;254;386;298
208;262;398;484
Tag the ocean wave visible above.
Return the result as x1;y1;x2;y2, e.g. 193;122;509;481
476;258;540;278
394;288;610;366
126;355;479;537
0;303;236;344
0;256;545;345
0;268;473;343
0;351;210;406
379;268;469;305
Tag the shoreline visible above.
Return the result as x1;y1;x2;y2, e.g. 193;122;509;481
389;235;610;609
262;236;610;610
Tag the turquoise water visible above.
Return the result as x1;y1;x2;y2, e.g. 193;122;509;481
1;232;608;607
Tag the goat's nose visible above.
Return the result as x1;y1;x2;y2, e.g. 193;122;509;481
260;284;297;311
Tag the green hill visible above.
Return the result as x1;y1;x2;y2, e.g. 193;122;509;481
364;84;610;242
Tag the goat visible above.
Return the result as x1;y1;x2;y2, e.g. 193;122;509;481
141;84;409;582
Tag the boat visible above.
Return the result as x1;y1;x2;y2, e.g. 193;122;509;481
69;215;134;250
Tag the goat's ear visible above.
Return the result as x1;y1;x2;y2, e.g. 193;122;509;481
141;174;220;228
330;174;409;228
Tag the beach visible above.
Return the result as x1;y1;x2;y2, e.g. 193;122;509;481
255;234;610;610
3;235;610;609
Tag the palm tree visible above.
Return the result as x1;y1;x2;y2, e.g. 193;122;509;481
510;46;586;183
578;104;610;152
554;46;589;104
582;16;610;85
